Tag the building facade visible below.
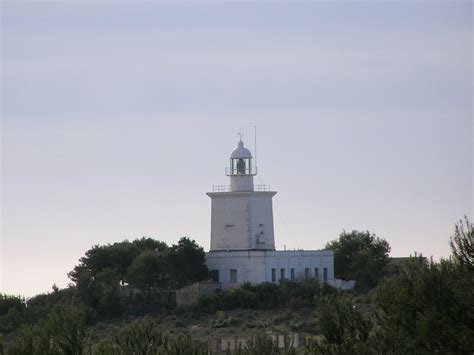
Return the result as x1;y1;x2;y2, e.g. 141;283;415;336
206;139;334;289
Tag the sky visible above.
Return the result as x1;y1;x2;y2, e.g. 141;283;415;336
1;1;472;297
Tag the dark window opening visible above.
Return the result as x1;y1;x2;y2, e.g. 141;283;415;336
230;269;237;283
211;270;219;282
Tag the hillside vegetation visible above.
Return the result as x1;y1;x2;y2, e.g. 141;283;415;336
0;218;472;354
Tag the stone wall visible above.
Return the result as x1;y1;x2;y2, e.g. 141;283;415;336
175;280;221;307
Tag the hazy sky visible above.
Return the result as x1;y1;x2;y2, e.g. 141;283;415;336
1;1;472;297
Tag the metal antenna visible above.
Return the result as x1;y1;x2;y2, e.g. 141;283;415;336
254;125;257;167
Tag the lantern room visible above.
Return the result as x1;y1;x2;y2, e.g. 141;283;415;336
226;140;257;176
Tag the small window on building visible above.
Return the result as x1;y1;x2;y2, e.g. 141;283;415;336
323;268;328;281
315;268;319;280
230;269;237;283
304;268;310;279
271;268;276;282
225;224;235;230
280;268;285;280
290;268;295;281
211;270;219;282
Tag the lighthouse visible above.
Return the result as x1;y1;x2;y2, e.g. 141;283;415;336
205;137;334;289
207;139;276;251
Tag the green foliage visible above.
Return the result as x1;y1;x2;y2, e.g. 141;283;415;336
68;236;208;317
13;237;198;328
244;333;279;355
193;280;335;315
112;319;209;355
91;341;122;355
0;288;85;337
95;269;124;317
115;319;168;354
167;237;209;288
7;303;86;355
7;325;44;355
127;250;164;290
166;335;209;355
68;238;168;287
311;293;372;354
372;256;474;353
326;230;390;292
450;216;474;270
45;303;86;354
0;294;25;317
0;306;25;334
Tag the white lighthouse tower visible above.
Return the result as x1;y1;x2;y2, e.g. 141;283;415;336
206;137;334;289
207;139;276;251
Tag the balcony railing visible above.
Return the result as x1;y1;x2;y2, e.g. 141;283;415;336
225;166;257;176
211;184;271;192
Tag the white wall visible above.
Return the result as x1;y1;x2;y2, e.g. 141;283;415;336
206;250;334;289
207;191;276;251
206;250;267;286
249;194;276;250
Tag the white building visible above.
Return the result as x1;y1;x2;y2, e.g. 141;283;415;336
205;139;334;289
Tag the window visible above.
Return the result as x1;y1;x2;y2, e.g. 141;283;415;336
290;268;295;281
280;268;285;280
230;269;237;283
314;268;319;280
304;268;310;279
236;158;246;174
211;270;219;282
271;268;276;282
225;224;235;230
323;268;328;281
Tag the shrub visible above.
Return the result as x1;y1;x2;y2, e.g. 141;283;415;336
245;333;278;355
167;335;209;355
313;293;372;354
115;319;168;354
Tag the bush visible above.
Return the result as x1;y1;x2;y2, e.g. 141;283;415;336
167;335;209;355
115;319;168;354
372;257;474;353
313;293;372;354
92;341;121;355
7;303;86;355
193;281;332;315
245;333;279;355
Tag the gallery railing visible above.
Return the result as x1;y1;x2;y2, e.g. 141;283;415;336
211;184;271;192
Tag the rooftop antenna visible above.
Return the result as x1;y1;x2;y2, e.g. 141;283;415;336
238;130;244;141
254;125;257;167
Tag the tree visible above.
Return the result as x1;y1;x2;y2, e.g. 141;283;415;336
0;294;25;317
372;256;474;353
115;319;168;354
44;303;86;354
311;293;373;354
244;333;279;355
167;237;209;288
0;294;26;333
95;268;123;317
127;250;164;291
68;242;140;286
450;216;474;270
7;303;86;355
326;230;390;292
